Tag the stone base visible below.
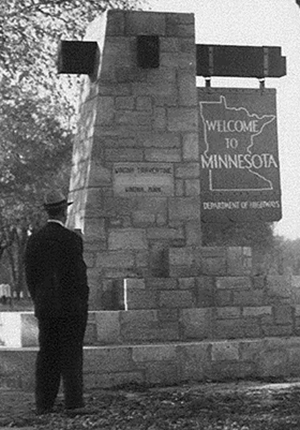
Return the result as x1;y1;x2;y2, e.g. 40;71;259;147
1;337;300;391
2;303;300;348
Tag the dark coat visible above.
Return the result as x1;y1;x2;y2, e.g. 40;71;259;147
25;222;89;319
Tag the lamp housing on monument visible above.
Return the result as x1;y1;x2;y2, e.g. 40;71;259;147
57;40;98;75
137;35;160;69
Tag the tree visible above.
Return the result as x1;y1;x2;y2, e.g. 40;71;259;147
0;0;143;296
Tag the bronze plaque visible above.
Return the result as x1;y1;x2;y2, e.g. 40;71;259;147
113;163;174;196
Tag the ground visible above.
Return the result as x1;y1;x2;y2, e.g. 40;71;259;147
1;379;300;429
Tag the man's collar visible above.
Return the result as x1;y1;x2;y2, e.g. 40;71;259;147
47;219;66;228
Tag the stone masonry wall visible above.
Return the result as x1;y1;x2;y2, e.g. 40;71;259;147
67;10;200;308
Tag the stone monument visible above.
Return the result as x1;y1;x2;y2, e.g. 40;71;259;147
67;9;203;309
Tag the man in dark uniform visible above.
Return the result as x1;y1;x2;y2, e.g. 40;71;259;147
25;190;89;415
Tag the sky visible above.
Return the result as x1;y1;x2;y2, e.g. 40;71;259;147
146;0;300;240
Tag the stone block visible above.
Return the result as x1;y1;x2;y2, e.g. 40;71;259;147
295;305;300;317
252;276;266;289
115;111;152;129
121;326;160;342
169;266;200;278
243;306;272;317
242;319;261;338
135;250;149;268
159;290;194;308
144;148;181;162
178;277;195;290
202;257;227;276
239;339;263;362
157;324;180;341
105;147;144;162
288;347;300;374
120;310;160;337
183;133;199;161
181;308;212;340
84;347;135;373
0;312;38;348
273;305;293;324
185;179;201;196
153;107;167;130
233;290;264;306
177;343;210;381
227;247;252;276
136;97;153;112
123;278;145;290
120;309;158;326
169;197;201;221
167;108;198;132
146;278;177;290
146;227;184;241
266;275;291;299
195;276;215;307
136;196;168;214
132;344;177;362
257;348;289;378
95;311;121;344
115;96;134;110
145;362;179;385
133;81;177;106
160;51;195;70
166;13;195;38
211;341;239;361
169;246;195;267
125;11;166;36
178;71;197;106
261;325;293;337
216;277;252;290
216;290;232;307
175;163;200;178
84;218;106;241
125;289;158;310
96;251;135;268
133;211;156;225
95;96;114;125
175;179;184;196
0;349;36;390
185;220;202;246
106;10;126;36
108;228;147;250
88;162;112;187
210;361;242;381
216;307;241;319
212;319;244;340
201;247;226;258
101;196;137;218
157;309;179;322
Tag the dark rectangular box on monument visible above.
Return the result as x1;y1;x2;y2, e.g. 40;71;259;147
57;41;98;75
137;35;160;69
196;44;286;78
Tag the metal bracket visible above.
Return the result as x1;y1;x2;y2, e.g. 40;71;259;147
205;78;211;88
263;47;269;77
208;46;214;76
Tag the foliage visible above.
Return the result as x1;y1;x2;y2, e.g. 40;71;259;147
0;0;143;292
